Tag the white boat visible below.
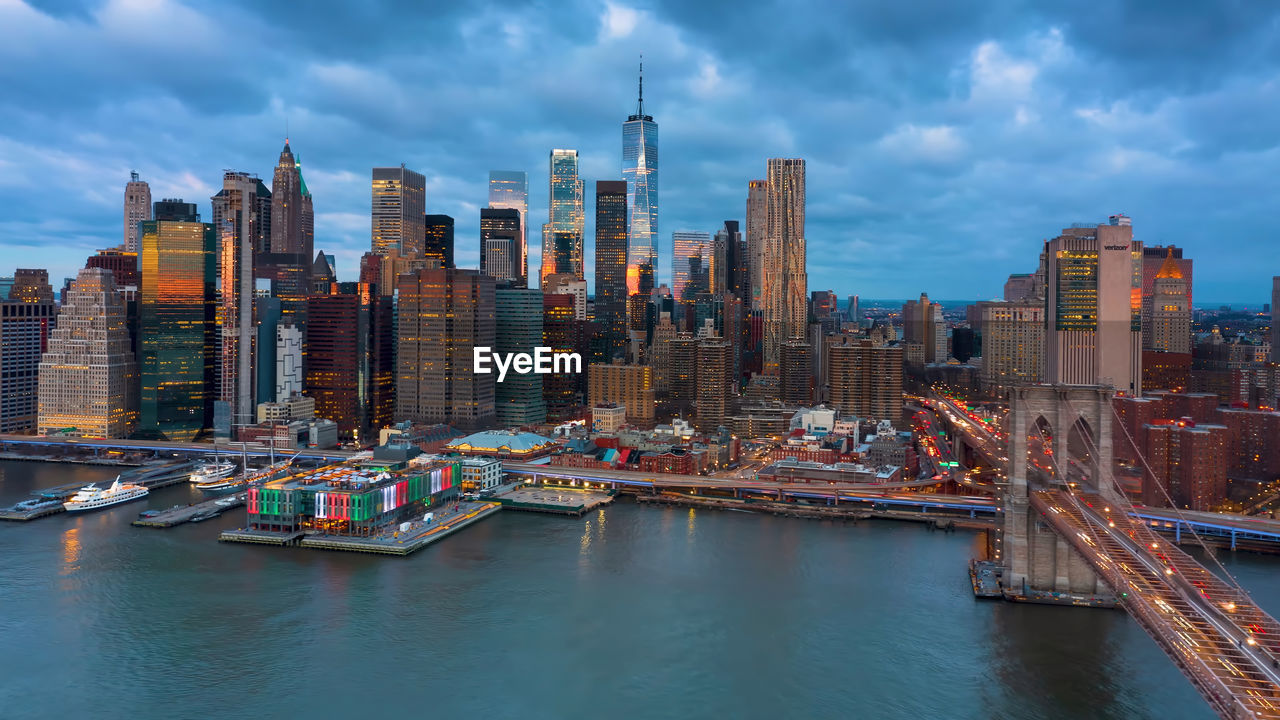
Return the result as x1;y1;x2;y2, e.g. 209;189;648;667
189;459;237;484
63;478;149;513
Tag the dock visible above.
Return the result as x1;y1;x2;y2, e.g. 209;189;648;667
0;502;66;522
634;492;871;521
494;486;615;516
132;493;245;528
219;528;304;546
220;501;502;555
969;559;1004;599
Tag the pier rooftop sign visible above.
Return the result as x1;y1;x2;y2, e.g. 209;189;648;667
473;346;582;383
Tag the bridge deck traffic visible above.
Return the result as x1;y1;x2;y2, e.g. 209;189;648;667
1034;489;1280;718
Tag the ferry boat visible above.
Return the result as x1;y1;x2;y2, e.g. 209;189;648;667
189;458;237;485
62;479;149;513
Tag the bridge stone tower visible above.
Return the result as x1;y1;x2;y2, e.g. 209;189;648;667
1002;384;1118;596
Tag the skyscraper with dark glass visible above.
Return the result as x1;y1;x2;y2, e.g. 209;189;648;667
0;269;56;434
623;63;658;298
138;207;216;441
480;208;522;284
495;288;546;426
262;140;313;327
488;171;528;285
424;214;455;268
542;149;584;286
594;181;629;362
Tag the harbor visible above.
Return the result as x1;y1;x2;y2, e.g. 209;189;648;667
0;460;197;521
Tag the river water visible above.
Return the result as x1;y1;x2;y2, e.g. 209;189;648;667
3;459;1275;719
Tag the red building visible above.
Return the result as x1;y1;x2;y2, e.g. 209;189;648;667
86;248;140;287
1142;350;1192;393
1141;420;1229;511
305;283;392;441
638;449;698;475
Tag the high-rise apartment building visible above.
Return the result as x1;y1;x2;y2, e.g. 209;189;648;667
762;159;806;372
86;249;141;288
1273;277;1280;360
1142;420;1229;511
488;171;528;285
828;338;903;425
38;268;138;438
541;149;584;285
668;333;698;414
137;210;216;441
424;214;455;269
746;179;768;311
588;363;654;424
372;166;426;256
1044;216;1143;394
543;273;587;320
0;270;56;433
780;338;812;406
480;208;522;284
623;64;658;298
123;171;151;253
396;268;496;432
211;172;272;433
695;337;733;432
495;288;547;426
586;180;627;360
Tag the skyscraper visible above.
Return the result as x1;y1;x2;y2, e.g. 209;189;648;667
542;293;580;418
305;283;390;441
696;337;733;432
123;171;151;253
211;172;271;434
746;179;767;311
1145;250;1191;354
1273;278;1280;359
0;269;56;434
711;222;747;299
138;208;216;441
976;300;1045;393
38;268;138;438
489;171;528;285
424;214;455;268
495;288;546;426
396;268;496;431
588;363;654;424
623;63;658;298
480;208;522;284
902;293;948;364
542;149;584;286
672;231;710;305
372;166;426;256
263;141;314;326
829;338;903;426
594;181;629;361
1043;216;1143;394
780;338;812;406
762;159;806;372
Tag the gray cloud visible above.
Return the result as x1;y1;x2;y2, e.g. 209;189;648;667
1;0;1277;304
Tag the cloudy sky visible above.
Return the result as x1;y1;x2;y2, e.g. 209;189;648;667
1;0;1276;304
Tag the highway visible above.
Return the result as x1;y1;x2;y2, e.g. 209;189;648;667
0;434;356;461
922;390;1008;468
1035;489;1280;718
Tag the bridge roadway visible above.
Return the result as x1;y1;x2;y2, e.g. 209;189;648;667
1035;489;1280;718
1134;507;1280;551
503;462;1001;516
923;392;1008;468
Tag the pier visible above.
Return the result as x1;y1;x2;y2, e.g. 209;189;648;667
0;502;66;522
494;486;615;516
220;501;502;555
132;493;246;528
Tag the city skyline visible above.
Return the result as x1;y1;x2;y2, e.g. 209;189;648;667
2;2;1277;303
